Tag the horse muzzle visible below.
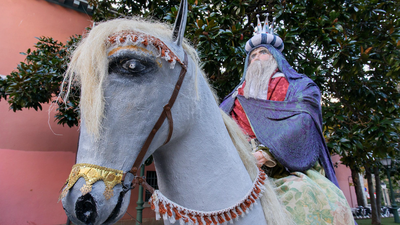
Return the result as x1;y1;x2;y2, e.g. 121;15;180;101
61;164;133;225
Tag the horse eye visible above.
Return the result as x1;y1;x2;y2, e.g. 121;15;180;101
122;59;146;73
108;55;157;76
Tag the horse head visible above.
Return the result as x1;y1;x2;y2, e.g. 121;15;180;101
60;1;194;224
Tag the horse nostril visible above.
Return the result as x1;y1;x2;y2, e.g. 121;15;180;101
75;194;98;224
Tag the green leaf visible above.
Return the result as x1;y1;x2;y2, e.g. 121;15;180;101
340;138;350;143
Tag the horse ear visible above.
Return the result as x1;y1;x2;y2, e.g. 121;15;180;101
172;0;188;47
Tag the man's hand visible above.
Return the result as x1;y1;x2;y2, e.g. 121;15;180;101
253;150;277;168
253;151;267;167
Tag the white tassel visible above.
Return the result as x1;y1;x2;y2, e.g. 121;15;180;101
249;198;255;210
201;216;207;225
249;203;254;210
153;200;161;221
188;218;194;225
155;212;161;220
169;213;176;224
162;213;168;221
228;213;234;224
169;60;177;69
212;215;218;224
241;208;247;217
224;212;232;223
205;216;213;225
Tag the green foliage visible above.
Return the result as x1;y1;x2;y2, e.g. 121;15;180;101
0;77;7;100
1;0;400;170
87;0;181;21
0;36;81;127
168;0;251;98
312;0;400;169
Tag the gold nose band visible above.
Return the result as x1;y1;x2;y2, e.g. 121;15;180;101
59;163;123;201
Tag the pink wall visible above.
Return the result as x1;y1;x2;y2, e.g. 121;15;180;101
0;148;157;225
332;154;358;208
0;149;76;224
0;1;84;224
0;0;91;153
0;1;158;224
0;102;80;152
0;0;92;75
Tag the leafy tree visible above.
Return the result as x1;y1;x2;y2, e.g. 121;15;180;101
276;1;400;223
0;36;81;127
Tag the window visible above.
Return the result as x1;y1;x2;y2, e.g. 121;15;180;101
145;171;158;202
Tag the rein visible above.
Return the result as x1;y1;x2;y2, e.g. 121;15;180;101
121;52;189;193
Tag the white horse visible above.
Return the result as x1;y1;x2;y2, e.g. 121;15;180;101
59;1;293;224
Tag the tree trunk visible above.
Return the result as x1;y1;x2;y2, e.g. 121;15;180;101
374;166;382;223
365;165;380;225
351;166;367;207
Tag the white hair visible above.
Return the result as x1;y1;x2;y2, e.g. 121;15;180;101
243;57;278;99
221;110;294;225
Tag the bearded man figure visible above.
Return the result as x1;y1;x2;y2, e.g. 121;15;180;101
220;15;355;225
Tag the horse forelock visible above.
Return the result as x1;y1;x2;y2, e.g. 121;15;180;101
61;17;201;138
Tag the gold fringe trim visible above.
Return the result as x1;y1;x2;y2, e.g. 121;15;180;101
59;163;123;201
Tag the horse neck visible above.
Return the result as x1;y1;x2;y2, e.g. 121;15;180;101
152;75;254;211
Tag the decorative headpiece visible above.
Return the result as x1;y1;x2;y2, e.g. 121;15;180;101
59;163;124;201
245;14;284;53
106;31;184;69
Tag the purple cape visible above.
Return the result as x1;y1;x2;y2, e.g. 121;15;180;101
220;44;339;188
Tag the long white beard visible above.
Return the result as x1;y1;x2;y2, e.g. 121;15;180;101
243;58;278;99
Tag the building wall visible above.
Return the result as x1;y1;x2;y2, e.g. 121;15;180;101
0;0;92;76
331;154;358;208
0;1;157;224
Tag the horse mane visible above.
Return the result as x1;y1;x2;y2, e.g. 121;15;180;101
61;17;292;225
221;110;293;225
209;83;293;225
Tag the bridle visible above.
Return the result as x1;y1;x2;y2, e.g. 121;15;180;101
121;52;189;193
60;32;190;201
61;46;268;225
61;29;270;225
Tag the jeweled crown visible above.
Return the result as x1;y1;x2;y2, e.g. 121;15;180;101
251;13;276;35
245;13;284;53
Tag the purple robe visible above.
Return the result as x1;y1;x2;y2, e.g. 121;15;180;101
220;44;339;188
